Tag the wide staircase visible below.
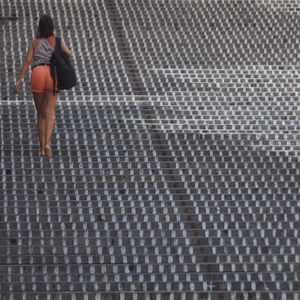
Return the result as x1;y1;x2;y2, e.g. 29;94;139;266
1;0;300;299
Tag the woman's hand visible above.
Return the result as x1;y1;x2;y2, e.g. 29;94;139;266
14;41;34;94
14;81;21;94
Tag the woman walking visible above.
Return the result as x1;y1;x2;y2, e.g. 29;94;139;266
14;15;72;156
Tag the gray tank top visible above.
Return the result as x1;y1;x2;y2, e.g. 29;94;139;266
31;39;54;69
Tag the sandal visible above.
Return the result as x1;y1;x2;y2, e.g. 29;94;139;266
45;146;52;157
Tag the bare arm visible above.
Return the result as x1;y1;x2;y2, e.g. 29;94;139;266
14;41;34;94
61;40;72;58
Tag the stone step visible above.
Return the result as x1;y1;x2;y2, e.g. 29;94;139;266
2;0;300;298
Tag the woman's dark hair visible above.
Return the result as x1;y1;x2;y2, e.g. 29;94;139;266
36;15;54;38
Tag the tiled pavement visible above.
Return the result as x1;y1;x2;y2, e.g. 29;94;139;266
1;0;300;299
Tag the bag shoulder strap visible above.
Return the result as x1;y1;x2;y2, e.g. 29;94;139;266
55;37;61;51
50;38;61;96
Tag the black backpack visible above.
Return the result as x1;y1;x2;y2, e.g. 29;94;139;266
50;37;76;95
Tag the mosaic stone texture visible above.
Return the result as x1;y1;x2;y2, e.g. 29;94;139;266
1;0;300;299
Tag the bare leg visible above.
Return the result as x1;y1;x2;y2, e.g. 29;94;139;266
33;92;46;156
44;91;59;156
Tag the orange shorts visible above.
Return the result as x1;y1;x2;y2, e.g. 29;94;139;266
31;65;57;93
